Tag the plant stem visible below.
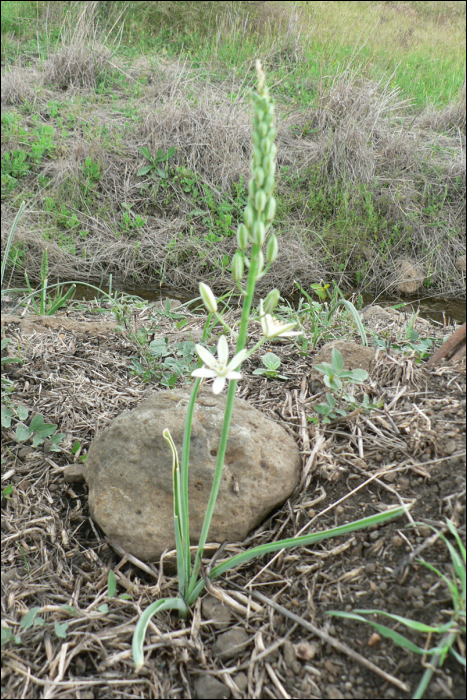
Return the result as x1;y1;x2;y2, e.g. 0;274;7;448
178;377;201;595
187;244;261;598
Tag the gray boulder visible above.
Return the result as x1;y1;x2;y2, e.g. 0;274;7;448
84;388;301;561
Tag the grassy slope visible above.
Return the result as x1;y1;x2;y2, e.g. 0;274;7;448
1;0;465;299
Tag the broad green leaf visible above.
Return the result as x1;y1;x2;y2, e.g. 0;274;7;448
15;424;31;442
16;405;29;421
331;348;344;372
21;607;41;630
29;414;45;431
54;621;69;639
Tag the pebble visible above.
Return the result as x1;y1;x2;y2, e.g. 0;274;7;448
444;439;456;455
392;535;403;547
193;675;231;699
202;596;232;629
233;673;248;693
212;629;249;660
365;563;376;574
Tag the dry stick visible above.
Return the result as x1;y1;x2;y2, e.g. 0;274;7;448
228;582;410;694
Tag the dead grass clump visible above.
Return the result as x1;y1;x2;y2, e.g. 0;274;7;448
44;1;119;90
1;66;37;106
139;91;252;195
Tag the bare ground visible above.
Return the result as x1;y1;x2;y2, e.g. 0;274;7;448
1;300;465;699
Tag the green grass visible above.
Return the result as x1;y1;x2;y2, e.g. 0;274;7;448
1;0;465;300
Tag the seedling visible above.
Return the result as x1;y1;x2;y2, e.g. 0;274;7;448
253;351;288;379
138;146;177;186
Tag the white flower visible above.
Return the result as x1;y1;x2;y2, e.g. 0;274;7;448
259;300;301;339
192;335;247;394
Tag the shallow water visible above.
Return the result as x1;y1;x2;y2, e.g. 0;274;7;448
72;283;466;326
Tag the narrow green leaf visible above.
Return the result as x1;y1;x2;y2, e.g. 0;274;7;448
108;570;117;598
133;597;189;670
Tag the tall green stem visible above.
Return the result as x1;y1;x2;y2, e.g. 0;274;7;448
187;245;261;597
178;376;201;595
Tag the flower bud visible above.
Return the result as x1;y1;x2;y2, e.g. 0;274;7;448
263;174;274;194
264;195;276;222
259;121;268;137
263;288;280;314
199;282;217;314
266;233;278;262
269;143;277;160
262;154;274;175
254;167;265;187
232;252;244;281
268;126;278;142
252;131;261;147
255;189;267;212
248;178;256;199
244;204;255;229
261;137;270;155
264;111;273;126
253;146;262;167
252;220;266;246
237;223;248;250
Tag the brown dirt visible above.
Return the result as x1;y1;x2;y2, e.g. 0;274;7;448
1;302;465;699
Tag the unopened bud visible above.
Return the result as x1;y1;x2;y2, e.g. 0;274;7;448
253;146;263;167
199;282;217;314
268;126;277;142
264;195;276;222
261;137;270;155
259;121;268;137
254;167;265;187
266;233;278;262
252;220;266;246
263;174;274;194
248;178;256;199
263;288;280;314
255;189;267;212
237;223;248;250
244;204;255;229
232;252;244;282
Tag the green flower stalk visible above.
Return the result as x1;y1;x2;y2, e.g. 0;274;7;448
131;61;409;671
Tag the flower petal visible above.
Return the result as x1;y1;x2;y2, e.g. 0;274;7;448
217;335;229;365
226;348;248;371
225;370;243;380
195;344;217;368
212;376;226;394
192;368;217;378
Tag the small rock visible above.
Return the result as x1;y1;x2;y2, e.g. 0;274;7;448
282;640;301;673
383;471;397;482
18;447;33;460
63;464;86;484
326;685;345;699
295;640;319;661
42;439;53;454
212;628;250;660
392;535;403;547
233;672;248;693
202;595;232;629
395;260;424;294
194;675;231;699
444;439;457;455
455;255;466;273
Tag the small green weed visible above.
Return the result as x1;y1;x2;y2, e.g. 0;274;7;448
138;146;177;186
252;352;288;380
310;348;376;424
